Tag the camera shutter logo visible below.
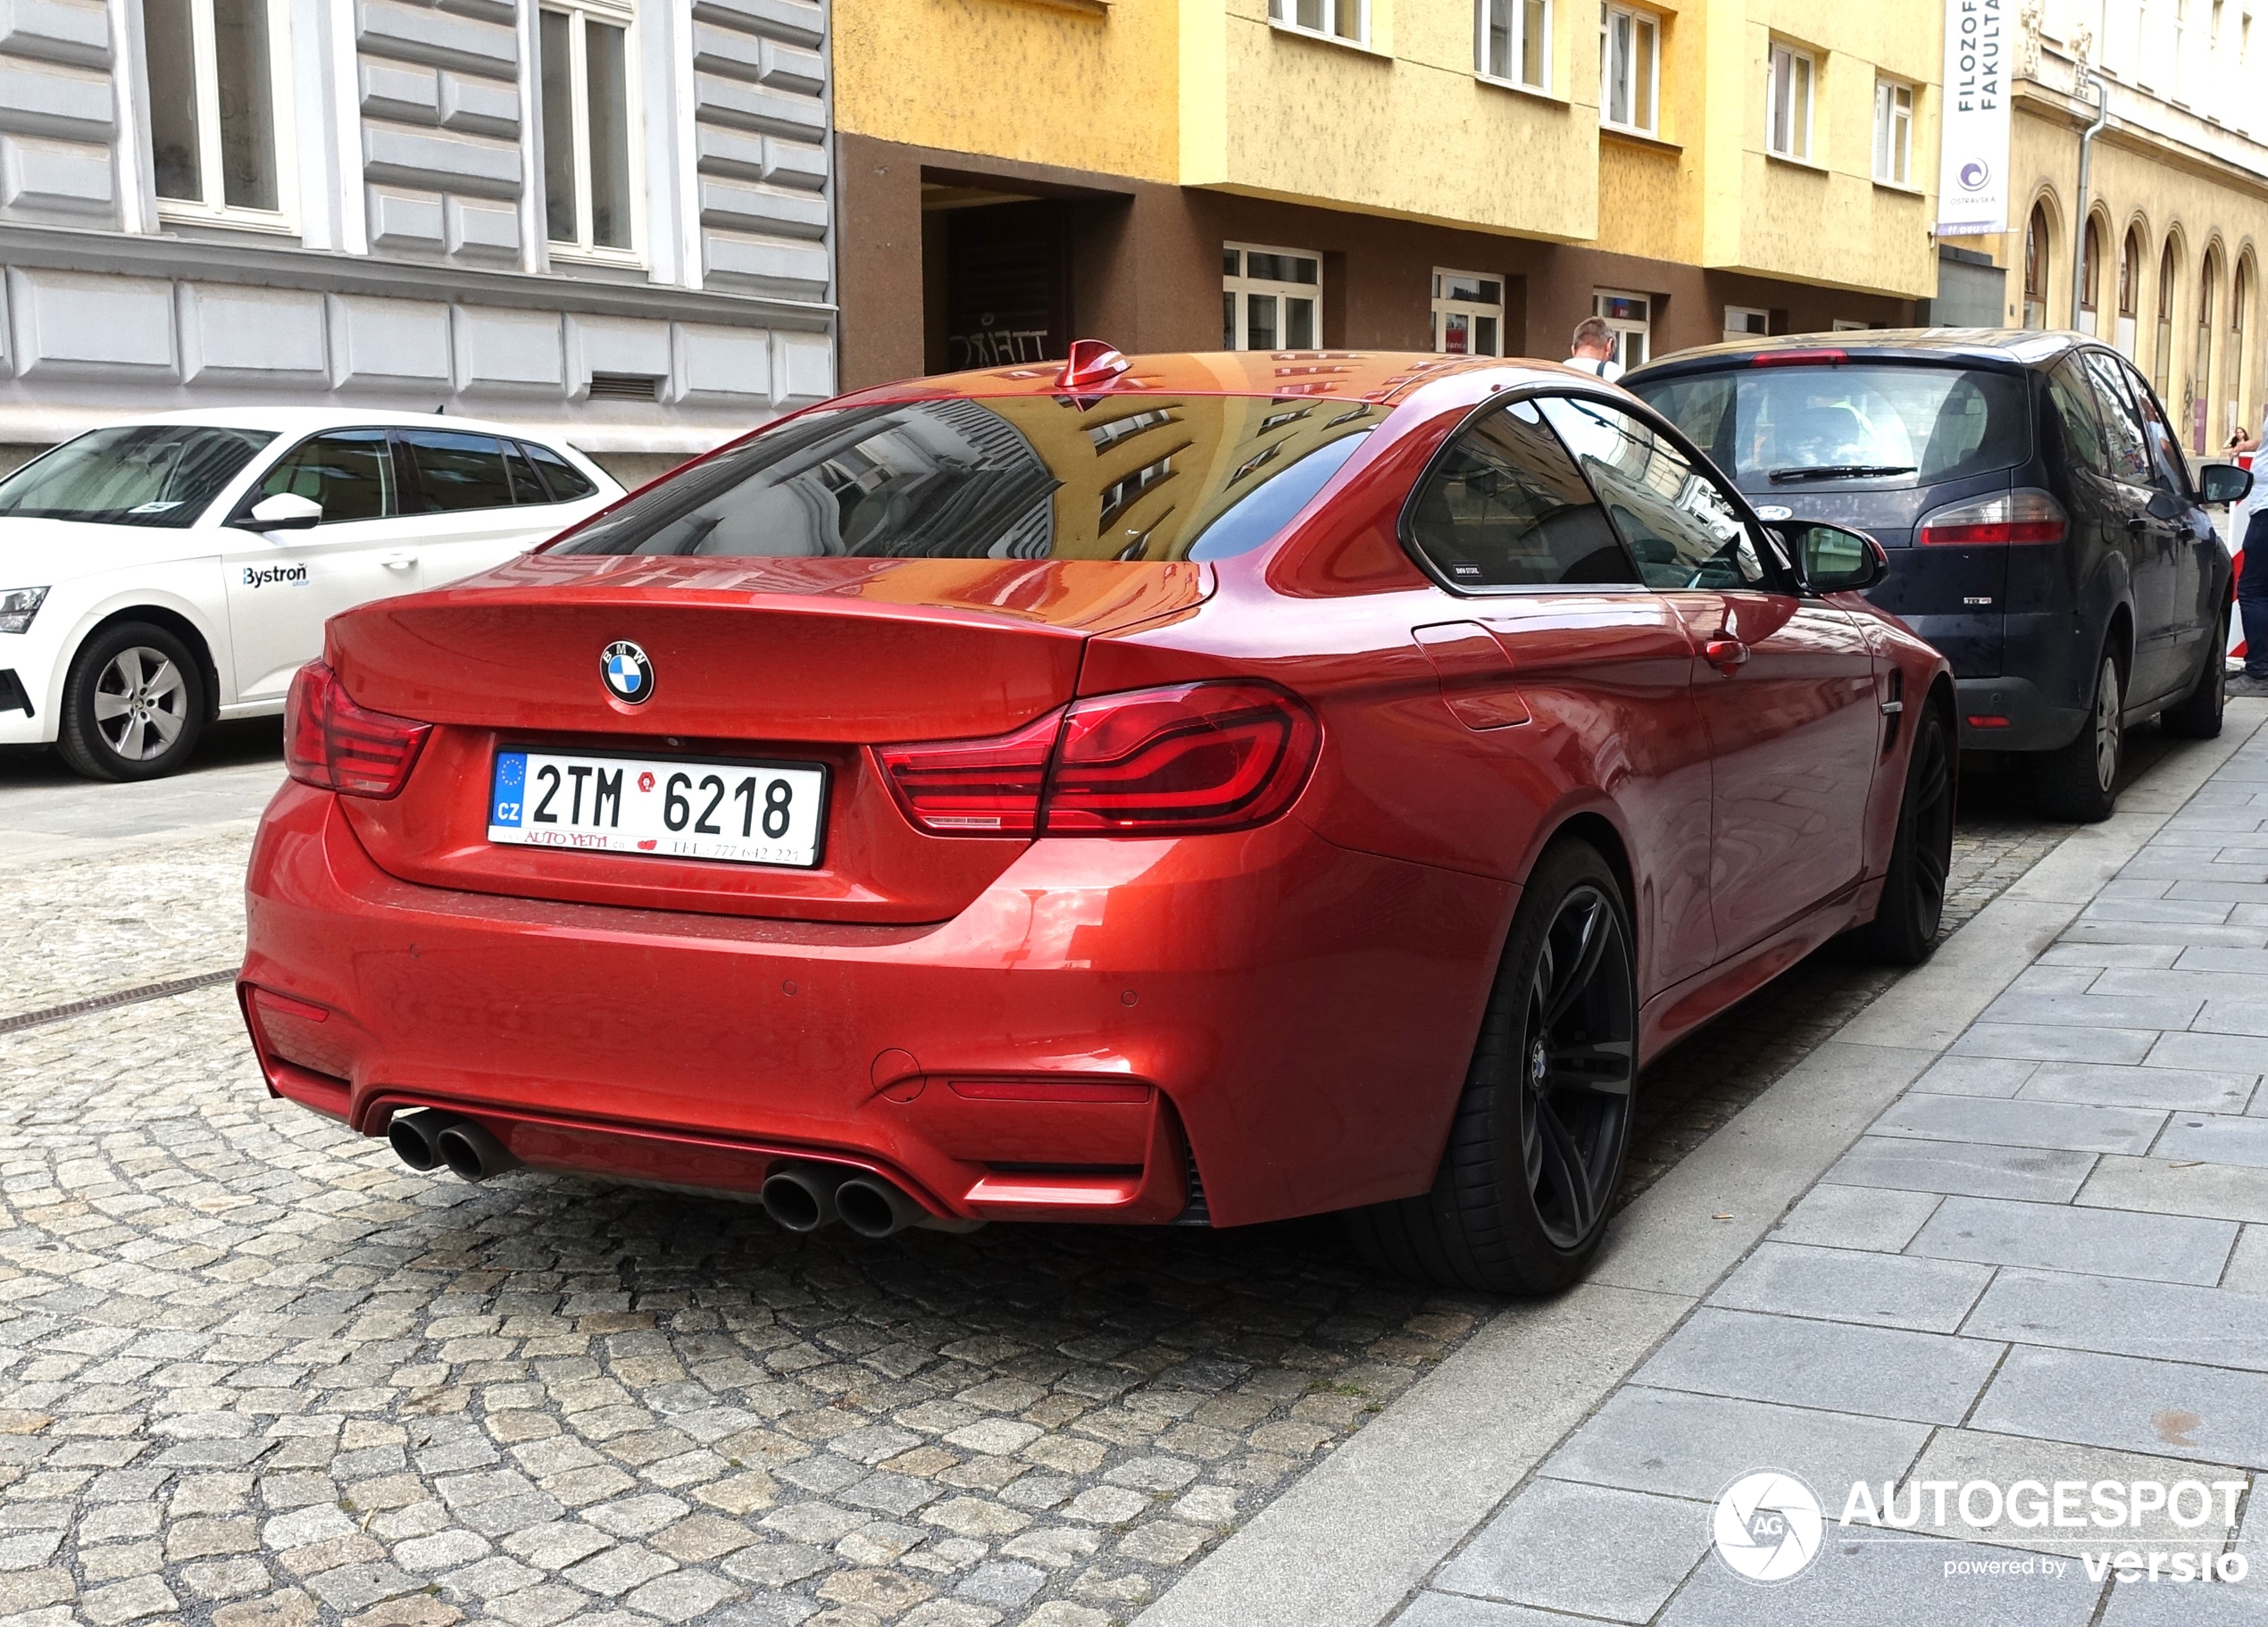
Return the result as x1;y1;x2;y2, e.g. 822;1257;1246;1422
1713;1471;1823;1583
601;640;655;705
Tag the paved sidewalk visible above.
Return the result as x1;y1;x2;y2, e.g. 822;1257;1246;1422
1144;704;2268;1627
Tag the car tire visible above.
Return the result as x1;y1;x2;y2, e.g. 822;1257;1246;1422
1345;839;1637;1296
54;622;207;782
1846;705;1953;965
2160;605;2229;740
2034;650;2123;823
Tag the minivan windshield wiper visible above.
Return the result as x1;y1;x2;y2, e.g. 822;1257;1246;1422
1767;463;1917;483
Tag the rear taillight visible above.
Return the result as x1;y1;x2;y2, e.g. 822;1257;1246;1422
878;680;1321;839
285;661;432;798
1915;489;2067;547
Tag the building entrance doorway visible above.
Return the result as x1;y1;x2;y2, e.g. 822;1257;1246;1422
924;196;1071;374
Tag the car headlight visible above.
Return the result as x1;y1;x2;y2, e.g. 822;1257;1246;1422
0;588;46;635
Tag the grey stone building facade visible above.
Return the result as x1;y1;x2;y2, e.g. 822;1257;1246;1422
0;0;833;482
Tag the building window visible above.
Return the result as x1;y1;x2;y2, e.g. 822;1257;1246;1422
2117;225;2143;356
1594;289;1652;370
1478;0;1548;89
2197;248;2222;449
2080;215;2105;334
143;0;288;219
539;1;638;256
2155;238;2178;399
2022;204;2050;330
1767;41;1814;161
1433;271;1505;356
1599;4;1659;134
1269;0;1366;46
1723;305;1770;342
1872;78;1913;185
1224;246;1321;351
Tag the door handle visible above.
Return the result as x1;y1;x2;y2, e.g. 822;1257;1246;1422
1705;637;1750;676
381;552;418;570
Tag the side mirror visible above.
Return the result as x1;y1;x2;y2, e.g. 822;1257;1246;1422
1779;521;1890;594
2201;463;2255;507
244;492;322;532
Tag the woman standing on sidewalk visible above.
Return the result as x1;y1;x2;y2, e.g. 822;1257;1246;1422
2226;414;2268;696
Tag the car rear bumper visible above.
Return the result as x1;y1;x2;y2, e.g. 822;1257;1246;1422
240;781;1508;1229
1954;674;2085;752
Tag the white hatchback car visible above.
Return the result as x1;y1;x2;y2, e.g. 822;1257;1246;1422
0;409;623;780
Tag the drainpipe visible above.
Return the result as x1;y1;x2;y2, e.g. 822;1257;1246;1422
2072;67;2110;332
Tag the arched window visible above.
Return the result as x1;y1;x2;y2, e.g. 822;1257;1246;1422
2155;238;2179;398
2080;216;2105;333
2197;248;2222;450
2232;258;2255;446
2023;204;2051;330
2120;228;2141;318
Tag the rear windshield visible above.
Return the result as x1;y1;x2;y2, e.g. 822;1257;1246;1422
0;424;275;528
1629;364;2030;488
549;395;1382;562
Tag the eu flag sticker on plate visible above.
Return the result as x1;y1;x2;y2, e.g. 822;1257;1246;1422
491;752;528;828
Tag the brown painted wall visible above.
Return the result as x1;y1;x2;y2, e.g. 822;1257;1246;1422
836;135;1919;391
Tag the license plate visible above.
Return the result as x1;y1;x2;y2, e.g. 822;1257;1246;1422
487;749;828;868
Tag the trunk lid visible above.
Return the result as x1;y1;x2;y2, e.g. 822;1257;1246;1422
328;554;1209;922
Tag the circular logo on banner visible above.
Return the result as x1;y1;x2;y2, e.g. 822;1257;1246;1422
1713;1471;1823;1584
1958;160;1991;192
601;640;655;705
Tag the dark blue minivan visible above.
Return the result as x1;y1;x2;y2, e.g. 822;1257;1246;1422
1627;330;2250;820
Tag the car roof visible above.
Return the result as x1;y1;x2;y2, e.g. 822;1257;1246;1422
1628;328;2090;380
108;406;584;440
854;350;1613;405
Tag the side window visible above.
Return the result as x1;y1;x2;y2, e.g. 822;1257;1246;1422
2046;360;2108;476
1537;396;1771;589
399;431;514;513
522;441;598;501
1405;398;1638;589
504;443;548;505
257;430;394;522
2122;364;2191;496
2081;353;2158;488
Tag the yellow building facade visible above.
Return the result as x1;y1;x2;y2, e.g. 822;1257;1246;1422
832;0;1955;389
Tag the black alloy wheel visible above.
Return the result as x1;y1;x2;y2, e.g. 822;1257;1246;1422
1346;839;1638;1294
2162;605;2230;740
1847;705;1953;964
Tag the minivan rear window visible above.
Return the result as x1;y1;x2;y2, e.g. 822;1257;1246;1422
549;395;1381;562
1630;364;2030;488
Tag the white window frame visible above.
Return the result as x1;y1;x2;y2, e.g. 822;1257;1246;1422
1766;40;1816;163
1432;269;1507;357
1723;305;1770;343
1594;288;1653;371
1872;76;1914;187
147;0;297;232
1476;0;1551;92
1268;0;1369;46
1224;244;1323;353
1831;319;1872;331
1598;3;1661;136
540;0;646;265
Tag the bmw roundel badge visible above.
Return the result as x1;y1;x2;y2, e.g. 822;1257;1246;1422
601;640;655;705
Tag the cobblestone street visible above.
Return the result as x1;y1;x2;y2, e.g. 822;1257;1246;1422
0;738;2107;1627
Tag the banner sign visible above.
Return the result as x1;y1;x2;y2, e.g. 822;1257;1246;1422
1937;0;2011;236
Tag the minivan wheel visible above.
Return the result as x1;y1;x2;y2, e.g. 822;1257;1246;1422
2034;652;2123;823
2161;605;2229;740
55;622;207;782
1344;839;1636;1296
1846;706;1953;964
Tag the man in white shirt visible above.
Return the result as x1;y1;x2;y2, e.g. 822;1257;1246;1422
1566;317;1624;382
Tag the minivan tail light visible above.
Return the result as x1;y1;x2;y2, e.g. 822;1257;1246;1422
285;661;432;798
1916;489;2067;547
878;680;1322;839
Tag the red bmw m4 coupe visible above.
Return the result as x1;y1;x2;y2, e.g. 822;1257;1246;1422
239;346;1953;1293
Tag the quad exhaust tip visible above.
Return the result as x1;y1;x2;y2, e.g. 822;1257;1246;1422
762;1162;963;1239
387;1108;519;1182
760;1164;840;1232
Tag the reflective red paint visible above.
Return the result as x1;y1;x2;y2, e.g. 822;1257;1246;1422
240;351;1949;1231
